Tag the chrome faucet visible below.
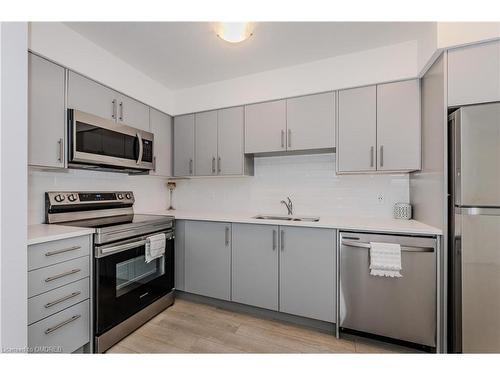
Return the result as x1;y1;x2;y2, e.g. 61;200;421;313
281;197;293;216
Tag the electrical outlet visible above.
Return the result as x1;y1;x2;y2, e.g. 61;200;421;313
377;194;384;203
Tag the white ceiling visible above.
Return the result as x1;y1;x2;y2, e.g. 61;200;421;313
65;22;433;90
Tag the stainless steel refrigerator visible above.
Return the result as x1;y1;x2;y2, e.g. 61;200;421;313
449;102;500;353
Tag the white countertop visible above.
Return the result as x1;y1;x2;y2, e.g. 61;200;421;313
28;224;95;245
141;210;442;236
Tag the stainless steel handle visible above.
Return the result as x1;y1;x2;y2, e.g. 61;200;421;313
380;145;384;167
45;246;81;257
272;230;277;251
44;291;81;309
212;156;216;174
153;156;157;172
101;240;146;255
136;133;143;165
189;158;193;175
45;269;81;283
288;129;292;148
57;138;63;163
119;101;123;121
44;314;81;335
225;227;230;246
370;146;374;168
341;239;434;253
112;99;117;119
217;156;221;174
280;230;285;251
281;130;285;148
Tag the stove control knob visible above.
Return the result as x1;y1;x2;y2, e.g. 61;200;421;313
117;193;124;199
54;194;65;203
68;194;78;202
125;193;132;200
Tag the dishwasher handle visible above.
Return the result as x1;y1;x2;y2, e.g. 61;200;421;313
341;239;435;253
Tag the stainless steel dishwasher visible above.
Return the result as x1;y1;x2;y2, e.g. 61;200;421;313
339;232;438;348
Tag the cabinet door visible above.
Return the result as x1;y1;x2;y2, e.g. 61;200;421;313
174;220;186;291
67;71;116;121
117;94;150;132
231;224;278;311
28;53;66;168
195;110;218;176
286;92;335;151
173;114;195;176
150;108;172;177
245;100;286;153
184;221;231;301
337;86;377;173
377;80;421;171
279;226;335;322
218;106;244;175
448;40;500;107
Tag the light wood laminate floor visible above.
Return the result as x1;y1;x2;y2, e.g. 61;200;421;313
106;298;418;354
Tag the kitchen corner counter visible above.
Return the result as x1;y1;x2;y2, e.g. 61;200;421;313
141;210;442;236
28;224;95;245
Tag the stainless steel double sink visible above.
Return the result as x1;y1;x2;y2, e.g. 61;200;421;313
253;215;320;222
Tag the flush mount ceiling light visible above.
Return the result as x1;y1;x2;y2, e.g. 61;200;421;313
214;22;254;43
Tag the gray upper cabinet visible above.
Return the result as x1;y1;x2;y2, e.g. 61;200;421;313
150;108;172;177
116;93;150;132
184;221;231;301
376;79;421;172
195;110;218;176
173;114;195;176
67;71;116;121
231;224;279;311
337;85;377;173
286;92;335;151
218;106;245;175
245;99;287;153
279;226;335;323
28;53;66;168
448;40;500;107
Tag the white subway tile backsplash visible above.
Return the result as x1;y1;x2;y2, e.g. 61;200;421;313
29;154;409;224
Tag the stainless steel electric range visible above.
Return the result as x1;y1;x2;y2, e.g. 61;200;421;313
45;191;175;353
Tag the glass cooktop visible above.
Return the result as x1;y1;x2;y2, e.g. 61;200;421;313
59;214;173;230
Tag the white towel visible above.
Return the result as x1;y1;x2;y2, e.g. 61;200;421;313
369;242;402;278
145;233;166;263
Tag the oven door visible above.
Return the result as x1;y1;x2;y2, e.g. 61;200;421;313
68;109;154;171
95;231;174;335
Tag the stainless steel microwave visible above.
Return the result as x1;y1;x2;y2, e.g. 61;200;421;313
68;109;154;173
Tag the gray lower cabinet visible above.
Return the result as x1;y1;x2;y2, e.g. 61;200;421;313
27;235;92;353
448;40;500;107
184;221;231;301
279;226;336;322
28;53;66;168
174;114;195;176
150;108;172;177
286;92;336;152
174;220;186;291
231;224;279;310
195;110;219;176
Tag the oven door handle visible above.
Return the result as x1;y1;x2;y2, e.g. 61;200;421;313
136;132;143;165
100;239;147;256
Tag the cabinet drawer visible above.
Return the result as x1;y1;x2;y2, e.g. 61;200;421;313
28;278;90;325
28;300;90;353
28;235;91;271
28;256;90;298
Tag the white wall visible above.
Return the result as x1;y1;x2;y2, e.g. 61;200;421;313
0;22;28;351
29;22;175;115
29;170;170;224
168;154;409;218
174;40;419;115
437;22;500;49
